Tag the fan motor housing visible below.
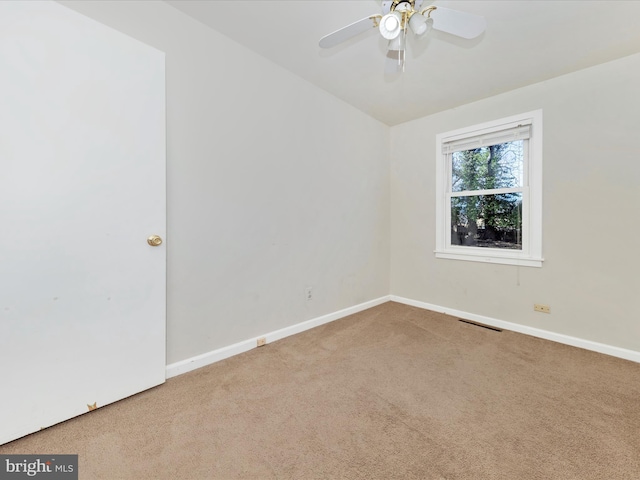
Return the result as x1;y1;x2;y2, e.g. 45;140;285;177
382;0;424;14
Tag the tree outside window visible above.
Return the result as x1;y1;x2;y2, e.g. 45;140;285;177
450;141;523;249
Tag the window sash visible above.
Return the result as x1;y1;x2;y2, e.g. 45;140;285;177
445;139;530;253
450;187;523;198
445;188;530;253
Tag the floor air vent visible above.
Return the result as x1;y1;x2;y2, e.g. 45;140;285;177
458;319;502;332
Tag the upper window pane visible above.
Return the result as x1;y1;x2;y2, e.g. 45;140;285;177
451;141;524;192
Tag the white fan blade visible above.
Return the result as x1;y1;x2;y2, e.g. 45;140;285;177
319;15;380;48
430;6;486;39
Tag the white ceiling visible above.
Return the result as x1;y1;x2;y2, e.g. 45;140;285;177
166;0;640;126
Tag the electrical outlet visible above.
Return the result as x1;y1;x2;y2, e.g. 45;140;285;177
257;337;266;347
305;287;313;301
534;304;550;314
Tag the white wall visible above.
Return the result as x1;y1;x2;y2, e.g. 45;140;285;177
59;1;390;364
391;53;640;353
56;1;640;364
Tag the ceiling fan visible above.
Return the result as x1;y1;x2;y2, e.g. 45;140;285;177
319;0;486;73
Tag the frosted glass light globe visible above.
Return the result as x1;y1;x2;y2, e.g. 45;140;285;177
379;12;402;40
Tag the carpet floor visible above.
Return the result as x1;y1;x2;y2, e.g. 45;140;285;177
1;301;639;479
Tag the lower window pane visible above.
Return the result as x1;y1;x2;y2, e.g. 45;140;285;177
451;193;522;249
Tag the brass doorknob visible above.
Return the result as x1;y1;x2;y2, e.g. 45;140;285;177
147;235;163;247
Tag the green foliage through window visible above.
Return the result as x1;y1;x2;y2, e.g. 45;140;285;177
450;142;523;249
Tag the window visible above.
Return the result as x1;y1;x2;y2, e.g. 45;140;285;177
435;110;543;267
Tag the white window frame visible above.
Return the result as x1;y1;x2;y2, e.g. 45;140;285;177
435;110;543;267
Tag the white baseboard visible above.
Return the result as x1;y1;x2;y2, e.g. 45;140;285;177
390;295;640;364
166;295;392;378
167;294;639;378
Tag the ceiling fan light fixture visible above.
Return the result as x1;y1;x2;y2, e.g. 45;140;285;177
408;12;432;36
388;32;406;52
318;3;486;73
379;11;402;40
386;31;406;73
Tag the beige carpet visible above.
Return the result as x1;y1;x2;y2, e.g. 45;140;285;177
2;302;639;479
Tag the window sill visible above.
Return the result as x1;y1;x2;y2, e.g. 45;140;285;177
435;250;543;268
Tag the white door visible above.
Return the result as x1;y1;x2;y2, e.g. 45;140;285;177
0;1;166;445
